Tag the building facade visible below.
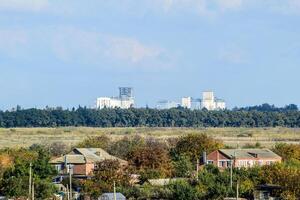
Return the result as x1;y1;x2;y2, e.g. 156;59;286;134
181;97;192;109
50;148;127;177
206;149;282;169
201;91;226;110
156;100;180;109
96;87;134;109
202;91;215;110
177;91;226;110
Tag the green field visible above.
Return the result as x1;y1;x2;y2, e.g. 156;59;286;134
0;127;300;149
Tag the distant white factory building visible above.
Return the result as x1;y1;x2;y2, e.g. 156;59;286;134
181;97;192;109
180;91;226;110
96;87;134;109
156;100;180;109
201;91;226;110
157;91;225;110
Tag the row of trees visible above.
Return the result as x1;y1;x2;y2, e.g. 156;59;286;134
1;106;300;128
1;134;300;199
0;146;57;199
78;134;300;199
233;103;298;112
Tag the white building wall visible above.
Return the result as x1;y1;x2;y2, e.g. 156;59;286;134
96;97;111;109
110;98;122;108
191;99;201;110
157;101;179;109
200;92;226;110
201;91;216;110
215;100;226;110
96;97;134;109
181;97;192;109
120;98;134;109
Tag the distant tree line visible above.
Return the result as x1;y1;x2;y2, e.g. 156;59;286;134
0;104;299;128
233;103;298;112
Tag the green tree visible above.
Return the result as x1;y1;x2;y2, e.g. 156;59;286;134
172;154;194;178
83;159;129;198
128;139;172;178
108;135;145;160
77;135;111;150
168;180;198;200
273;143;300;161
174;133;223;161
0;148;57;199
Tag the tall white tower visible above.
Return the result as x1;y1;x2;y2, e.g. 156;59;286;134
201;91;216;110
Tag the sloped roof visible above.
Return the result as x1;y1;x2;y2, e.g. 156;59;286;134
99;193;126;200
219;149;281;159
49;154;85;164
147;178;187;186
50;148;127;165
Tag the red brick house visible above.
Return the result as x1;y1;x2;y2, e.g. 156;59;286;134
50;148;127;177
206;149;281;169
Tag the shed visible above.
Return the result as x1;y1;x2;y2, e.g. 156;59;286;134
98;193;126;200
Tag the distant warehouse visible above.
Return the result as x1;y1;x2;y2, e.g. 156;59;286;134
96;87;134;109
157;91;226;110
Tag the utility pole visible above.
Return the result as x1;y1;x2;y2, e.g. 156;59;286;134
66;185;70;200
236;181;239;200
69;165;72;200
196;158;199;181
230;150;236;190
29;163;32;200
230;159;233;189
113;181;117;200
32;179;34;200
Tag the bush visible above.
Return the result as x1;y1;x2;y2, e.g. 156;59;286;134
108;135;145;160
273;143;300;161
77;135;111;150
168;180;198;200
48;142;69;156
172;155;194;178
174;133;223;161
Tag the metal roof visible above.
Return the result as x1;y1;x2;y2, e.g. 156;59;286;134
50;154;85;164
219;149;281;159
50;148;127;165
99;193;126;200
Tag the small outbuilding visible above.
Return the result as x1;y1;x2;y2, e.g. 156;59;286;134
98;193;126;200
254;184;281;200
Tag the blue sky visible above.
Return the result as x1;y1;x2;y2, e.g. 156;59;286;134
0;0;300;109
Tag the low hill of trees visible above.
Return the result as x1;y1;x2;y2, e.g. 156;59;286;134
0;104;299;128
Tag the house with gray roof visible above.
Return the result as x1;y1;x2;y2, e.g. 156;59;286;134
206;149;281;169
50;148;127;177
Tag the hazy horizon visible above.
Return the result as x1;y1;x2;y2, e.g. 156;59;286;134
1;0;299;110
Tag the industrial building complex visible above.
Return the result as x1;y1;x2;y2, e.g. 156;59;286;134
96;88;225;110
96;87;134;109
157;91;226;110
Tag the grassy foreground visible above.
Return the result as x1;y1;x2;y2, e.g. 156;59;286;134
0;127;299;149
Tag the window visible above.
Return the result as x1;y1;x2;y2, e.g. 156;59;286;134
207;160;214;164
227;161;231;167
55;164;62;171
219;161;226;167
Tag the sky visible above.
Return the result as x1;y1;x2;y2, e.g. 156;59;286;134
0;0;300;109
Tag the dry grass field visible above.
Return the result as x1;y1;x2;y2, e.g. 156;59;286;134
0;127;299;149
